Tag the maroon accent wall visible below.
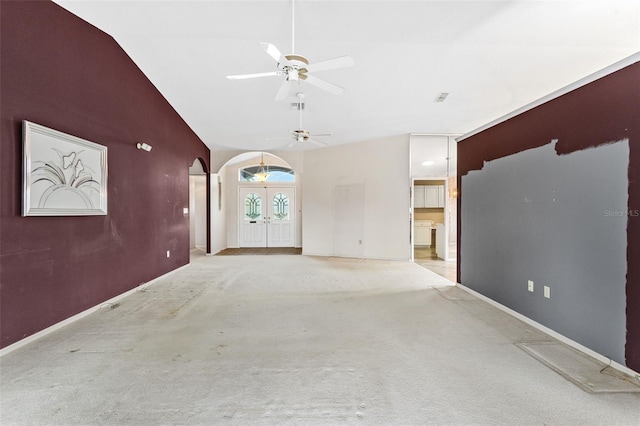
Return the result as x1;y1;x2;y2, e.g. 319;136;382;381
0;1;210;348
457;61;640;370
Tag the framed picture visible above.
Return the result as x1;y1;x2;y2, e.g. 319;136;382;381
22;120;108;216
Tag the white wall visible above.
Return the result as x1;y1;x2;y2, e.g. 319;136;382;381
188;174;207;250
225;164;239;248
194;177;207;248
189;176;196;249
210;171;227;254
302;135;411;260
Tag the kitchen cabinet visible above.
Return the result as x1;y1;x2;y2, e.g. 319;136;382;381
414;220;432;246
414;185;426;208
414;185;445;208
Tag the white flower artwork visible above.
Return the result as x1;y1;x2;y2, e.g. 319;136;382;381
22;121;107;216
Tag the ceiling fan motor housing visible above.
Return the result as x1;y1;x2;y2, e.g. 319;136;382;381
282;55;310;81
284;54;309;66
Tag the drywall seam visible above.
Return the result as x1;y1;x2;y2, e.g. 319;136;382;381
0;264;190;357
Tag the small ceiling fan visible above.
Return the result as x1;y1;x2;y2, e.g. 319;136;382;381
268;92;330;148
226;0;354;101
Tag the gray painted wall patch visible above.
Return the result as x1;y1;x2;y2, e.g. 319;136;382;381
461;139;629;364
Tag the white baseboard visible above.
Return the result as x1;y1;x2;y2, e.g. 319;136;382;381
0;264;191;357
456;283;640;380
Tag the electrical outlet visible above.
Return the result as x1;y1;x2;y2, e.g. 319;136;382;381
527;280;534;292
544;285;550;298
166;250;171;258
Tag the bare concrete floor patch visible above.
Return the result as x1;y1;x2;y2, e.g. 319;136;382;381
517;342;640;394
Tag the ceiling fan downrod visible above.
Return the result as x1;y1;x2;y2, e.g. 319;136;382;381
291;0;295;54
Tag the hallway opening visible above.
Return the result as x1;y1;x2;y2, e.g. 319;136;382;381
189;158;209;258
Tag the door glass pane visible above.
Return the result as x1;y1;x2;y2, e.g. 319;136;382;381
272;193;289;221
244;193;262;220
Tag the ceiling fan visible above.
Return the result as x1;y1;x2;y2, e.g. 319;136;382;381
226;0;354;101
268;92;331;148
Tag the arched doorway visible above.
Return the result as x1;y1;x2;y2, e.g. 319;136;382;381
189;158;209;257
213;151;301;251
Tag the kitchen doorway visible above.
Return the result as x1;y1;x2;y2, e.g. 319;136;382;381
410;134;458;282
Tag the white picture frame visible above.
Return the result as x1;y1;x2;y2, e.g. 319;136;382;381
22;121;108;216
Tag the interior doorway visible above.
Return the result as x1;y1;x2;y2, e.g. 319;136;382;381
189;159;208;257
238;186;296;248
410;134;458;282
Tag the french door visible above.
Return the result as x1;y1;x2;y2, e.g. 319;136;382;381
238;187;295;248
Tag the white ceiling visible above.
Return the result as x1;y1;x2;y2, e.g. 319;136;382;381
53;0;639;152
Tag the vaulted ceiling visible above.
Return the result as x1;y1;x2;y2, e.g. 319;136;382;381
53;0;639;151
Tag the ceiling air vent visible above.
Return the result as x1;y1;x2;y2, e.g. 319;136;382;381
434;92;449;102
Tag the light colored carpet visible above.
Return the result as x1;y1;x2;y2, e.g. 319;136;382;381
1;254;639;425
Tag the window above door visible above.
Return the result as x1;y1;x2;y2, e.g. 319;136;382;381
239;165;295;182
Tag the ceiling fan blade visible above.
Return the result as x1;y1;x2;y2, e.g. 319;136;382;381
309;133;331;138
274;80;293;101
305;55;354;73
309;138;328;146
302;74;345;95
226;71;280;80
259;42;282;63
